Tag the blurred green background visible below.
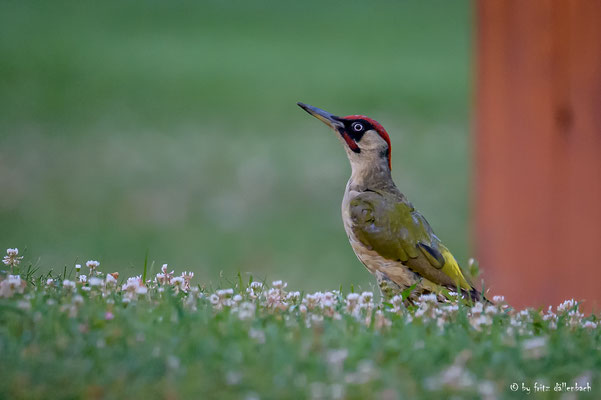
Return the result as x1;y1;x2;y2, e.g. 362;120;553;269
0;0;471;290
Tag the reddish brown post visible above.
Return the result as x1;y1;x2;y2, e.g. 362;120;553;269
475;1;601;312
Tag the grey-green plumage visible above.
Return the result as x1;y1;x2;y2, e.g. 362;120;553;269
347;186;473;293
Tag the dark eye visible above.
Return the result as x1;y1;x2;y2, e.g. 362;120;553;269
352;122;364;132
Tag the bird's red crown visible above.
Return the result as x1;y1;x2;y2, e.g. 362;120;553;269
342;115;392;169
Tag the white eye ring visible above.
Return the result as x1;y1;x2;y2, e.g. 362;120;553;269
352;123;364;132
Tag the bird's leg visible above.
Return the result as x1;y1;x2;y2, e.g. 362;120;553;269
375;270;403;300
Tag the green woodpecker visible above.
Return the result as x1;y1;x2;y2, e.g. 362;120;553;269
298;102;483;302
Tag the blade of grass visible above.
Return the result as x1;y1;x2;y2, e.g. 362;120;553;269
142;250;149;283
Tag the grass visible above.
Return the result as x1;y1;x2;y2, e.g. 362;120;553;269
0;0;471;292
1;255;600;399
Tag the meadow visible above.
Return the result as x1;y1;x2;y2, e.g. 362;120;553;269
1;0;470;291
9;2;596;399
1;252;599;399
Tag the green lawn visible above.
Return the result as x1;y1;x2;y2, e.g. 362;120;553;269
3;4;599;398
1;258;599;399
0;0;471;291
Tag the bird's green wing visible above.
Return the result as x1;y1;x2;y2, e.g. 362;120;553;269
349;191;472;291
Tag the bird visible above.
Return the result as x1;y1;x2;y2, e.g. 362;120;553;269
298;102;485;303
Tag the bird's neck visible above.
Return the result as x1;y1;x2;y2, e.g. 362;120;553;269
348;160;395;191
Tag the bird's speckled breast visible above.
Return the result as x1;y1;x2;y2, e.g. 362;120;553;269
341;181;421;291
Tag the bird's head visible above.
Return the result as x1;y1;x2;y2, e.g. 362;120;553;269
297;102;392;173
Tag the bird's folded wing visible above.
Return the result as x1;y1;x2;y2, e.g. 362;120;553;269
349;192;472;291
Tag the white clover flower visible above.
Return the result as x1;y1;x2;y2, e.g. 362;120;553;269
155;273;167;285
265;287;288;309
122;276;146;296
170;276;185;288
509;316;522;327
323;304;338;318
246;282;263;299
88;277;103;287
46;278;55;286
161;264;174;277
181;271;194;290
345;293;361;314
135;286;148;295
3;248;23;268
250;281;263;289
418;293;438;304
210;289;235;309
272;280;288;290
322;291;338;304
470;302;484;314
567;309;585;327
492;295;505;303
557;299;577;313
470;314;492;330
304;292;323;310
389;295;405;313
582;321;598;329
310;313;324;325
72;294;84;305
209;293;220;305
169;276;188;293
78;275;87;283
413;296;443;320
374;310;391;329
484;305;498;315
522;336;548;359
390;295;403;304
235;302;256;320
359;291;373;304
355;292;374;314
86;260;100;274
217;288;234;297
542;306;556;322
266;287;280;298
232;294;243;303
414;306;427;318
286;291;301;302
105;274;117;285
0;275;26;298
445;304;459;313
63;279;76;289
183;292;198;311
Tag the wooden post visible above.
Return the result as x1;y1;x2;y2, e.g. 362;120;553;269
475;1;601;311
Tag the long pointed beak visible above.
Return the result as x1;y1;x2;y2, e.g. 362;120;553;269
297;102;344;130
